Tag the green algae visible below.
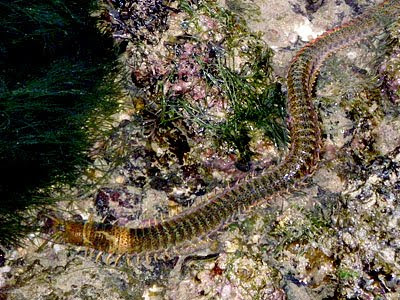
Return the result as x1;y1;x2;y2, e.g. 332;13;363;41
0;0;122;246
337;268;360;281
151;0;288;166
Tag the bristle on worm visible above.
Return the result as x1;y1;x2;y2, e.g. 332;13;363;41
49;0;400;259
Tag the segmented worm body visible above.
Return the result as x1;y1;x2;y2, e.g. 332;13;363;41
56;0;400;258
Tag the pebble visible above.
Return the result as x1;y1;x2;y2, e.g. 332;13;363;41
114;175;125;184
0;266;11;289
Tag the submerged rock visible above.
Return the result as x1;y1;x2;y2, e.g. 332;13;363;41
3;0;400;299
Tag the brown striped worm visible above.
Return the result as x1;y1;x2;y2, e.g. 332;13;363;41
49;0;400;263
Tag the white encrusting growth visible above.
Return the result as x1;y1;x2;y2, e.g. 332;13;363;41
293;18;324;42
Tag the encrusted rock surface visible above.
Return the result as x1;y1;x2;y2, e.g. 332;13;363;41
2;0;400;299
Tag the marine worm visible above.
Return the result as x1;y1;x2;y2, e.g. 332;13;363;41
51;0;400;259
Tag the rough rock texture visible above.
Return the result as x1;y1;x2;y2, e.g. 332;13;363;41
2;0;400;299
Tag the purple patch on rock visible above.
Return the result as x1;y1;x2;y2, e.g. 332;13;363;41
95;189;111;214
110;191;121;202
